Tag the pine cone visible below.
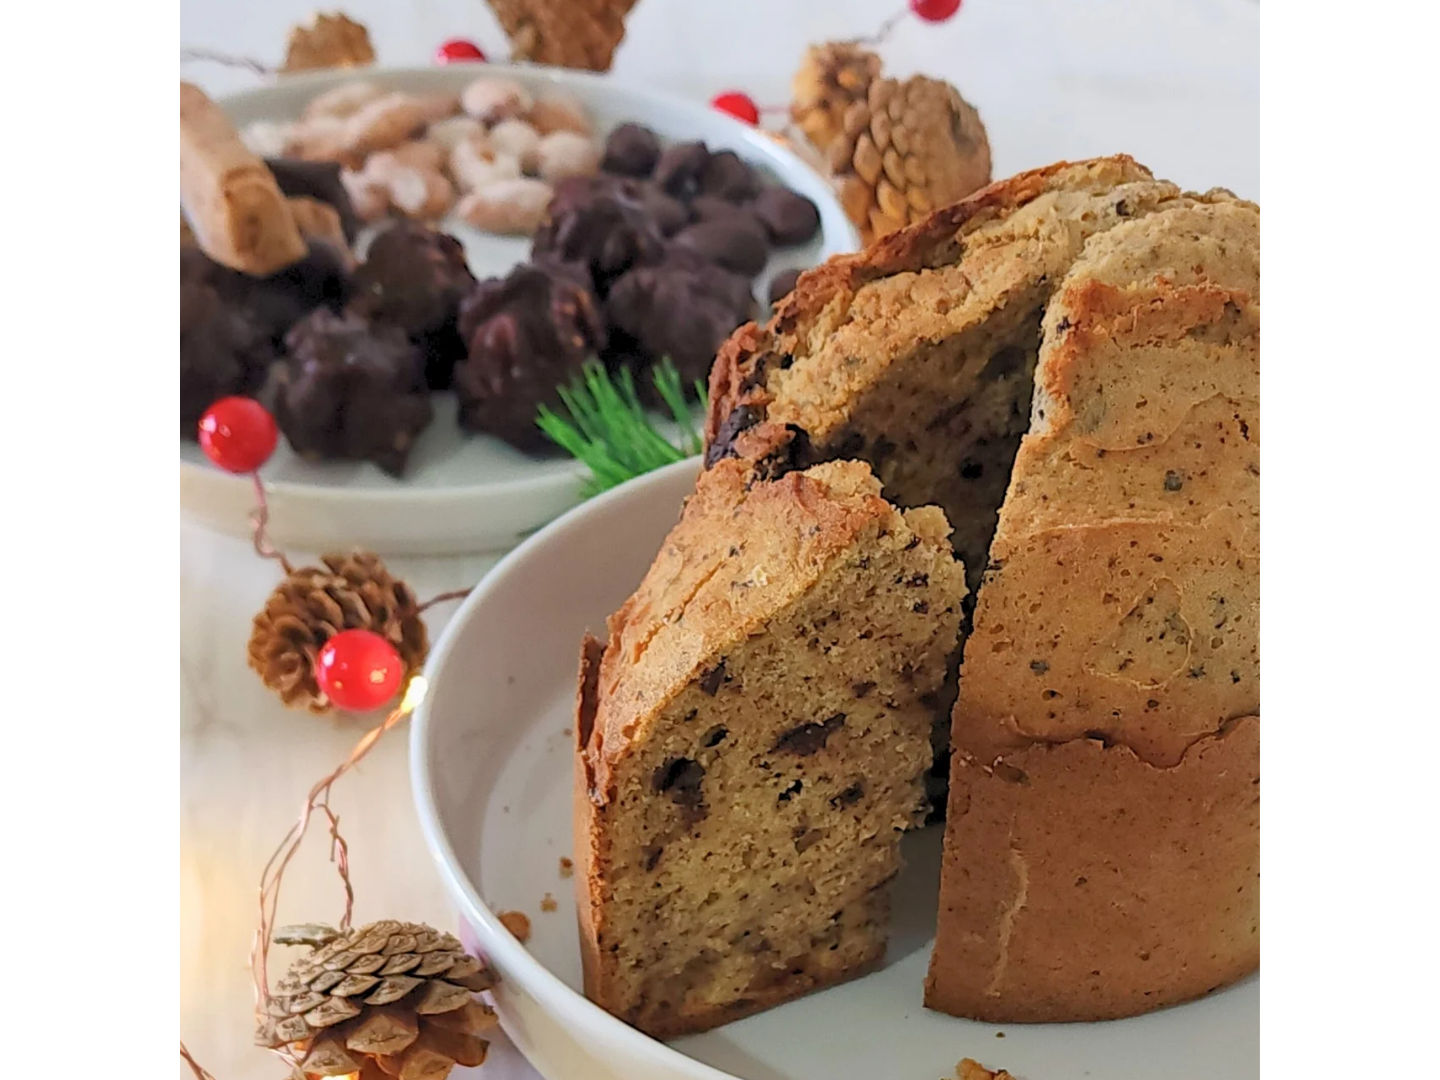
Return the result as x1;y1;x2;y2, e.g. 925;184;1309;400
282;12;376;73
830;74;993;245
248;551;428;713
485;0;638;71
259;920;498;1080
790;41;883;158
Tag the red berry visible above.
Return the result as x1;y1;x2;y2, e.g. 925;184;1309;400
316;629;405;713
436;38;486;64
710;91;760;126
198;396;278;474
910;0;962;22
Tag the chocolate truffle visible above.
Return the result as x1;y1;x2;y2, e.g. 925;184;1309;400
698;149;760;202
601;122;661;177
276;308;433;477
605;246;755;391
652;141;710;200
455;260;607;452
672;216;770;276
532;188;665;295
752;187;821;245
180;262;275;438
350;222;476;390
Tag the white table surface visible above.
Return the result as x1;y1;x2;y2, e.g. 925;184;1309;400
178;2;1257;1077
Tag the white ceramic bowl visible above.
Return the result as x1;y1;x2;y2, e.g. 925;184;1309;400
410;460;1259;1080
181;66;860;556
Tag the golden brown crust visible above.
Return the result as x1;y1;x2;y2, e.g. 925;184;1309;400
926;716;1258;1022
929;197;1260;1021
702;156;1159;470
573;633;605;1005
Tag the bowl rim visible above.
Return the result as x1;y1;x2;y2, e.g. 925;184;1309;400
183;62;860;507
409;456;741;1080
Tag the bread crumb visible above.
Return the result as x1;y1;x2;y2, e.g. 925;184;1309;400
561;727;572;736
956;1060;1015;1080
540;892;558;912
498;910;531;942
559;857;574;877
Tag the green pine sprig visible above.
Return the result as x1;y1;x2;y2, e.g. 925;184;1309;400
536;358;709;498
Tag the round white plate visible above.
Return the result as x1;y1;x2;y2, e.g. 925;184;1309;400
181;65;860;556
411;459;1259;1080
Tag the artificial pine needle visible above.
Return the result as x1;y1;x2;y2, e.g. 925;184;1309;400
536;358;710;498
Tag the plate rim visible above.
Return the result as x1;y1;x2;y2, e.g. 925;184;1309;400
408;456;740;1080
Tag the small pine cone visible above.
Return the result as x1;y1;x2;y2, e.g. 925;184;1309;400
259;920;499;1080
248;551;428;713
790;41;884;158
830;74;993;245
485;0;638;71
282;13;376;73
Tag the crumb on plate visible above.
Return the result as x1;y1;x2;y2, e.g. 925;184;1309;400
956;1059;1016;1080
559;856;574;877
540;892;558;912
498;910;531;943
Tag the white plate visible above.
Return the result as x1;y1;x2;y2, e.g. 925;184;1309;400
181;65;861;556
410;459;1259;1080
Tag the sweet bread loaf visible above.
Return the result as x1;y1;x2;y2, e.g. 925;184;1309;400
578;156;1259;1031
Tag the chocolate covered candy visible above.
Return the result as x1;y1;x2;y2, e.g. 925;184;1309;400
751;187;821;245
454;260;607;451
276;308;433;476
601;122;661;177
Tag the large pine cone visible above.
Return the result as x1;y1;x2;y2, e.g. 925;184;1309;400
248;551;428;713
790;41;883;158
485;0;638;71
830;74;993;244
259;921;498;1080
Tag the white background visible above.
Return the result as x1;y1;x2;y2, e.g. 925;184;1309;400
174;1;1258;1078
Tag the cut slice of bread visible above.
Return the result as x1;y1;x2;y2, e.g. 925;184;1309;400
575;459;966;1037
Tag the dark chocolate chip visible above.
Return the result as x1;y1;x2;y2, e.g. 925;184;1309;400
703;725;729;747
830;782;865;809
601;123;661;177
751;187;821;245
772;713;844;756
653;756;705;808
777;779;803;803
1029;660;1049;675
699;661;728;695
852;681;876;698
705;405;761;467
1164;470;1184;491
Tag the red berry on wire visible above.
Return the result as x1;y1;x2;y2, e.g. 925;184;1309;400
436;38;487;64
315;629;405;713
710;91;760;126
198;396;278;474
910;0;963;22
